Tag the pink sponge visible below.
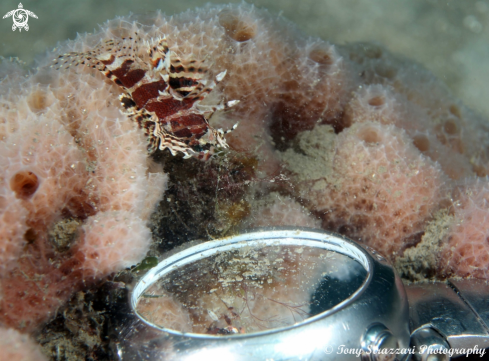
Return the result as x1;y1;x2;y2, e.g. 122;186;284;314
2;1;489;336
440;178;489;279
288;122;445;259
245;192;321;229
0;100;88;275
0;251;83;331
344;84;475;180
75;211;152;277
0;63;167;331
342;42;489;178
0;327;47;361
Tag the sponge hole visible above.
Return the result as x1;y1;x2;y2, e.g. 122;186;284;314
10;171;39;199
219;11;256;42
413;135;430;152
358;127;381;144
27;90;49;112
444;120;458;135
24;228;37;244
368;96;385;107
449;104;462;119
308;46;334;68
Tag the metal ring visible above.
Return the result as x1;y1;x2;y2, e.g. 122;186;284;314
116;228;410;361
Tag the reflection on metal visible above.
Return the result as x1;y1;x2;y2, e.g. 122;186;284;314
116;228;410;361
409;327;449;361
406;279;489;357
362;323;399;361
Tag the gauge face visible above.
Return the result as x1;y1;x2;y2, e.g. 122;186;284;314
136;243;367;335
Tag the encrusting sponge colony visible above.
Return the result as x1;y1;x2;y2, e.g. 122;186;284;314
0;52;167;331
1;3;489;355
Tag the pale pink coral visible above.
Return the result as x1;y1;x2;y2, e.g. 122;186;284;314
440;178;489;279
270;40;356;142
75;211;153;277
344;84;475;179
0;90;88;274
342;42;489;178
0;327;47;361
0;59;166;330
246;192;321;229
283;122;445;259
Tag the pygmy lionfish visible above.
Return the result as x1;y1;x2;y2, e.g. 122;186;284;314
54;34;238;160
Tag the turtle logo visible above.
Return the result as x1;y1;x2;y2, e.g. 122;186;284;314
3;3;38;32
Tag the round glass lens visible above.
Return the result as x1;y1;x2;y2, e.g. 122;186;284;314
136;243;367;335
